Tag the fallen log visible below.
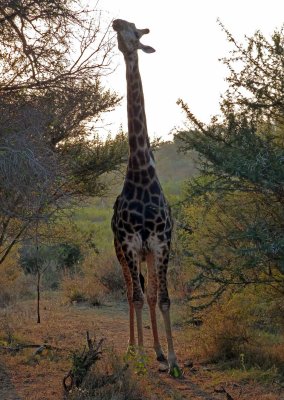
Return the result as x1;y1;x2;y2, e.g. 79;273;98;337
0;343;54;354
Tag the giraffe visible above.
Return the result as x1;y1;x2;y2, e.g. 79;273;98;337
111;19;182;378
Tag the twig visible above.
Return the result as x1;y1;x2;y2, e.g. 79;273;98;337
0;343;55;353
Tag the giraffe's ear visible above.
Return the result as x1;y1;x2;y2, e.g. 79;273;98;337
139;43;156;53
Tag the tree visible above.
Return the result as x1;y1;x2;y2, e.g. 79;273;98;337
0;0;114;91
20;233;83;322
0;1;129;266
176;23;284;309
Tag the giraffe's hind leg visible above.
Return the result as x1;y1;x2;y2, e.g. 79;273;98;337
146;253;168;367
122;248;145;350
156;246;183;378
114;239;135;348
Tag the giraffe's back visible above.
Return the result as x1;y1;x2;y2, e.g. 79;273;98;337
111;171;172;255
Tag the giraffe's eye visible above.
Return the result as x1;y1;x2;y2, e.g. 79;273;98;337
134;31;139;39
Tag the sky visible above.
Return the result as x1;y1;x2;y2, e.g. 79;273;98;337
98;0;283;140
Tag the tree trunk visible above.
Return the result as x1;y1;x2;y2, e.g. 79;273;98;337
37;271;41;324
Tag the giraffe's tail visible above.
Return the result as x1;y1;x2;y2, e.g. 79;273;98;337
139;273;145;293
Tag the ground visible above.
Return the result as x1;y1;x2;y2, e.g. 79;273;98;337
0;294;283;400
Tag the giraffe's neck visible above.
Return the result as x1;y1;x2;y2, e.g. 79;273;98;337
125;52;153;171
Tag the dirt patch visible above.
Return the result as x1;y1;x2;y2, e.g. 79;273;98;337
0;362;22;400
0;294;282;400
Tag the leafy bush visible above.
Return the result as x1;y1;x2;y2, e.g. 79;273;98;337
188;287;284;374
18;241;82;290
19;242;82;275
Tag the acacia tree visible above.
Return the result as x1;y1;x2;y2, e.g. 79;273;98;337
0;1;129;269
176;24;284;309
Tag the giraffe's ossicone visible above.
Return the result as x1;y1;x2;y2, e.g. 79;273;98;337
111;19;182;378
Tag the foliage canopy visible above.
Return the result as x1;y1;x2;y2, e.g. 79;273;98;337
0;1;128;265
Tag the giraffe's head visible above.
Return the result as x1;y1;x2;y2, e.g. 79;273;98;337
113;19;155;56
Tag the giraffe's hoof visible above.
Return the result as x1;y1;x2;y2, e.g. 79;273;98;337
169;365;184;379
158;363;168;372
157;354;168;372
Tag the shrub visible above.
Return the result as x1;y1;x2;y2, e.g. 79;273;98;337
67;346;147;400
61;251;129;306
62;275;88;303
61;274;107;306
81;253;125;296
18;241;83;290
0;257;34;307
94;255;125;295
188;287;284;373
